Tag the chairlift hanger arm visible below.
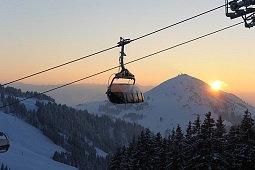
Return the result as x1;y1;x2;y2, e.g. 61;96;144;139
230;0;255;10
225;0;255;27
117;37;130;71
115;37;134;79
117;37;131;47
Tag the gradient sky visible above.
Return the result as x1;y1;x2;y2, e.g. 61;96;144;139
1;1;255;104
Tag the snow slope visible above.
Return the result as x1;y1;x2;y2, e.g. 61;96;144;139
77;74;255;135
0;111;77;170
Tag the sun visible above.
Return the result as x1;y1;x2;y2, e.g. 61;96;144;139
209;80;228;91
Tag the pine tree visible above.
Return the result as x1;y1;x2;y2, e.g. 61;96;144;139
167;125;186;169
189;112;218;169
238;110;255;169
192;115;201;135
108;148;122;170
183;121;196;170
240;110;254;139
185;121;192;139
212;116;228;169
226;110;255;169
150;132;163;169
214;115;226;138
125;137;137;169
119;146;128;169
201;112;215;139
226;125;243;169
213;116;227;153
0;164;9;170
185;116;201;169
160;138;169;169
136;129;152;169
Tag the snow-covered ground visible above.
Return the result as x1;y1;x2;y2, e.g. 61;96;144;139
95;148;108;158
0;111;77;170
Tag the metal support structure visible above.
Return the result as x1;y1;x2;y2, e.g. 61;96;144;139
118;37;129;71
243;12;255;27
115;37;134;79
225;0;255;27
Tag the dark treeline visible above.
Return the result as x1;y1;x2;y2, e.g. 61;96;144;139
0;164;10;170
0;85;55;102
0;86;145;170
35;101;144;169
109;110;255;170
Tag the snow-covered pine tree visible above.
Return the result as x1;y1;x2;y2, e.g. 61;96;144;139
185;116;202;169
226;110;255;169
238;110;255;169
0;164;10;170
192;115;201;135
226;125;243;169
183;121;196;170
190;112;218;169
185;121;192;139
150;132;163;169
119;146;128;169
125;137;137;169
108;148;122;170
132;130;148;169
211;116;229;169
167;125;186;169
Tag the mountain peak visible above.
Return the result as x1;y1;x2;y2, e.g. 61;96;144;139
146;74;210;102
145;74;255;129
81;74;255;134
155;74;208;89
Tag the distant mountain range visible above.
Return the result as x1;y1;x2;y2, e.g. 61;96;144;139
77;74;255;135
1;74;255;169
10;83;153;107
5;74;255;135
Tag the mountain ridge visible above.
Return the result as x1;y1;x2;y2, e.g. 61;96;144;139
77;74;255;135
9;82;153;107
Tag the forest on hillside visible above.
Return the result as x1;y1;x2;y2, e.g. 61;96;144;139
0;86;145;170
1;86;255;169
0;164;10;170
0;85;55;102
109;110;255;170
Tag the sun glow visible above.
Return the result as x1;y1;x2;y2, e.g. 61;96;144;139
209;80;228;91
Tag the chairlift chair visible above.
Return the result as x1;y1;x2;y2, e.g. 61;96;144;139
106;38;144;104
0;132;10;153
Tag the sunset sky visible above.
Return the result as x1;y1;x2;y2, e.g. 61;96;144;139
1;1;255;104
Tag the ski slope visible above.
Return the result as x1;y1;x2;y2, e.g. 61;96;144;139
0;111;77;170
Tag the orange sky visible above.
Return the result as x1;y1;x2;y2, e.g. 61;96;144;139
1;1;255;103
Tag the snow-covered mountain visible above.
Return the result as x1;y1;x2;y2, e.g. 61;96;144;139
77;74;255;135
0;111;77;170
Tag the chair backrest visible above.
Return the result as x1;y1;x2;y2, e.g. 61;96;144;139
107;83;144;104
